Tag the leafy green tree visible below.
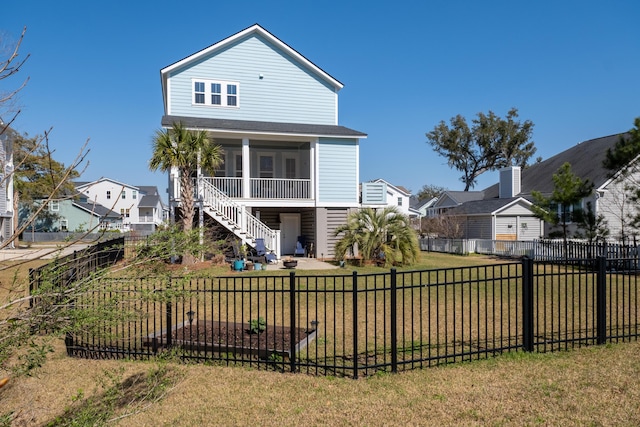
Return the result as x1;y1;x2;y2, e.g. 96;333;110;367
426;108;535;190
150;122;222;264
531;162;594;257
334;206;419;266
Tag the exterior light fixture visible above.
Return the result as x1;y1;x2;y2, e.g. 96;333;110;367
187;310;195;325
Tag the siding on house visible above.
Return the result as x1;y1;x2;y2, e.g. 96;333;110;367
0;139;7;215
317;138;358;204
495;220;517;240
316;207;350;259
597;177;637;242
517;216;543;240
466;217;493;239
361;181;386;204
167;34;337;125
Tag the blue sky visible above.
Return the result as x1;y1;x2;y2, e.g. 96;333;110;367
2;1;639;201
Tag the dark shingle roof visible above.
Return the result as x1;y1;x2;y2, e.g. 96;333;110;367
138;195;160;208
162;116;367;138
483;133;626;199
73;202;120;218
449;197;526;215
137;186;159;196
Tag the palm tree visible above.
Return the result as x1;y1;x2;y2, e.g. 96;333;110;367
150;122;222;264
334;206;420;267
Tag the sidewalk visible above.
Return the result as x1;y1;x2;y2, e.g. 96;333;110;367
0;244;92;262
264;257;339;271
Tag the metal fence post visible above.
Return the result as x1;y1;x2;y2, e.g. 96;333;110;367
522;256;534;352
390;268;398;373
289;271;297;373
596;256;607;345
352;270;358;379
166;293;173;349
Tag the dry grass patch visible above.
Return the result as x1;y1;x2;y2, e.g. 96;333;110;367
2;340;639;426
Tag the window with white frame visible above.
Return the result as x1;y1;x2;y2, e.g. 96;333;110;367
192;79;239;107
132;190;137;200
106;190;111;199
49;200;59;212
60;219;68;231
551;201;583;223
398;197;403;206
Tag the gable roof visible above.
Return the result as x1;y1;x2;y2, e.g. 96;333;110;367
370;178;411;196
483;132;626;199
449;197;532;216
72;201;120;218
163;116;367;139
160;24;344;107
138;194;161;208
432;190;484;208
75;177;140;191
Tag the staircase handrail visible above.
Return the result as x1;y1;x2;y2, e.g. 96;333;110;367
200;179;277;250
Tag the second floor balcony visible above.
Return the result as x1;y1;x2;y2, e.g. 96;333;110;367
204;177;311;200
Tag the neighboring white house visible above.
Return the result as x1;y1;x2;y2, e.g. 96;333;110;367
0;125;13;247
75;178;166;232
160;24;366;258
360;179;412;214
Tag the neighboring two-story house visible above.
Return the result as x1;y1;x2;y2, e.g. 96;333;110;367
160;24;366;258
0;126;13;247
360;178;412;215
76;178;166;232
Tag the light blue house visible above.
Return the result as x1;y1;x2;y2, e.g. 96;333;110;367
160;24;366;258
25;193;122;232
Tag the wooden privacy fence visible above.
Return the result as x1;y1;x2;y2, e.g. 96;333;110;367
54;256;640;378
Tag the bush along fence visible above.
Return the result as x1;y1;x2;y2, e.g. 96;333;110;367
55;256;640;378
420;237;640;263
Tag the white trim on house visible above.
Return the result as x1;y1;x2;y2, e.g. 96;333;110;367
191;78;240;108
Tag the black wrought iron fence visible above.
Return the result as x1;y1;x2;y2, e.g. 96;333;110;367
61;257;640;378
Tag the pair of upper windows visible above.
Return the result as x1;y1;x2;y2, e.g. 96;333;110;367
193;80;238;107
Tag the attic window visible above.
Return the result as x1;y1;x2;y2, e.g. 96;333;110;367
192;79;239;108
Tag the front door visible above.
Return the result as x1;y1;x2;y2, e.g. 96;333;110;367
280;213;301;255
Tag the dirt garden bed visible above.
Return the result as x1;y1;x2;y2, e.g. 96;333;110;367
144;320;317;359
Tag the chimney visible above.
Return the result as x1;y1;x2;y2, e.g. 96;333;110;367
499;166;521;198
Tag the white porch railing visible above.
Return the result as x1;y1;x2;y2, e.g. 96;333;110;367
250;178;311;199
138;215;159;223
208;177;243;198
200;178;279;252
201;177;311;199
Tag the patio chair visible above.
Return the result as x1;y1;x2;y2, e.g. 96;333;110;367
248;238;266;262
294;236;307;257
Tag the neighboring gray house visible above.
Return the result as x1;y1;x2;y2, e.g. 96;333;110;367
444;132;635;241
426;191;485;217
